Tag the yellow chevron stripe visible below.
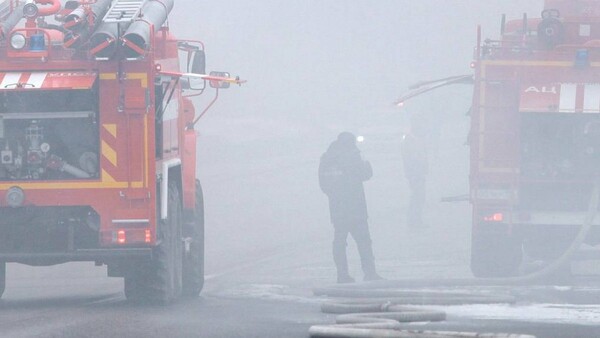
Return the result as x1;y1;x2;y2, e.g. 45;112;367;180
102;169;117;182
102;140;117;167
482;60;600;68
0;180;144;190
103;124;117;138
99;73;147;87
127;73;148;88
100;73;117;80
0;166;142;189
0;182;127;189
482;60;572;67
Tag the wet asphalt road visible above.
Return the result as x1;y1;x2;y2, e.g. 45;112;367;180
2;246;600;338
0;288;318;338
0;261;321;338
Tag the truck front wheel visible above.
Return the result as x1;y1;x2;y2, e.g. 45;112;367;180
182;180;205;297
0;262;5;299
124;181;183;304
471;226;523;278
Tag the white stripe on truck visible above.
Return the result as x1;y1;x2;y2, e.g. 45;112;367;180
26;72;47;89
584;84;600;113
559;83;577;113
0;73;21;89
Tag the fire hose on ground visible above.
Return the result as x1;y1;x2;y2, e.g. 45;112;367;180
309;179;600;338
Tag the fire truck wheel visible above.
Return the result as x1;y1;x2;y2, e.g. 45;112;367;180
124;181;183;304
0;262;5;299
470;227;523;278
182;180;205;297
522;229;577;260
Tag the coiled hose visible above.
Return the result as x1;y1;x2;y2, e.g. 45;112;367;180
309;180;600;338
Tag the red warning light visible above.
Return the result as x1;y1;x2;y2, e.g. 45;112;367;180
117;230;126;244
483;213;504;222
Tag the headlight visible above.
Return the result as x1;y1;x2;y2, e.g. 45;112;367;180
10;33;26;50
6;186;25;208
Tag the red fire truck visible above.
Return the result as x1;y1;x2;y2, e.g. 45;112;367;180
0;0;243;303
398;0;600;278
469;0;600;277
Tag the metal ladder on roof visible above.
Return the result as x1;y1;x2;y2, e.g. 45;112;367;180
0;1;12;20
102;0;147;23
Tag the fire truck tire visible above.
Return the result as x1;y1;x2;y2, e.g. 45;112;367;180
470;228;522;278
523;234;575;260
0;262;5;299
124;181;183;304
182;180;205;297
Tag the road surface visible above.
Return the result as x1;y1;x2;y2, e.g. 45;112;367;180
1;131;600;338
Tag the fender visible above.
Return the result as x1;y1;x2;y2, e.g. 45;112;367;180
161;158;181;220
181;128;197;210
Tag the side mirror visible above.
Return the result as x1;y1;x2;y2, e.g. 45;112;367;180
209;71;231;89
180;78;191;90
188;51;206;91
190;50;206;75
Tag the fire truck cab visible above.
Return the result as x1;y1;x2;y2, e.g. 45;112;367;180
470;0;600;277
0;0;240;303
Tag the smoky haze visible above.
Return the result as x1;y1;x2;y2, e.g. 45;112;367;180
168;1;544;278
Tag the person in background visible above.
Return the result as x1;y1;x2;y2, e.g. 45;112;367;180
319;132;382;283
401;131;429;229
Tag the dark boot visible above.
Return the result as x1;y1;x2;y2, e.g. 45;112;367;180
337;274;356;284
363;271;384;282
333;237;354;284
356;238;383;281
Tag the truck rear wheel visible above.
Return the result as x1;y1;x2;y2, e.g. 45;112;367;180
182;180;205;297
124;181;183;304
523;228;578;260
471;226;523;278
0;262;5;299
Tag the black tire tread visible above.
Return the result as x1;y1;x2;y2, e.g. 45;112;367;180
125;181;183;304
182;180;205;297
471;228;522;278
0;262;5;299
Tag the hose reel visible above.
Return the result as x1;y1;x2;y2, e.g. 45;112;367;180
538;9;564;49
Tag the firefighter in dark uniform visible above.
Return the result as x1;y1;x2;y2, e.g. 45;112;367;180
319;132;382;283
401;132;428;228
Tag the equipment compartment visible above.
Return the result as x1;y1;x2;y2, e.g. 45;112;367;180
0;89;99;181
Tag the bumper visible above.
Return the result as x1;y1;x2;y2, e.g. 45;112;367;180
0;248;152;263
